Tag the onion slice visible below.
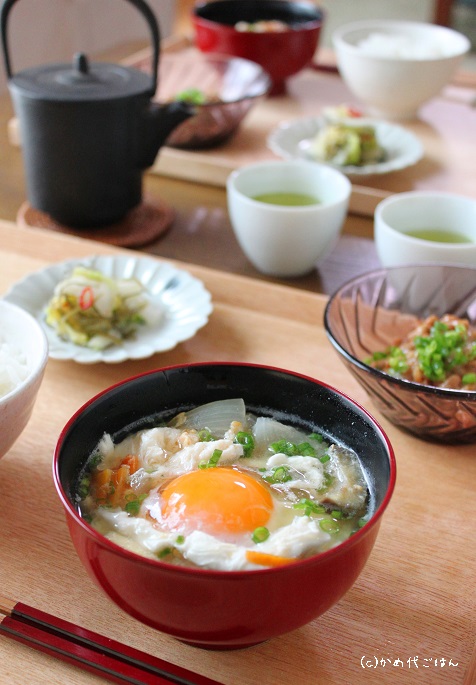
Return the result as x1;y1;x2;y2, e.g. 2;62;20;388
253;417;307;451
252;417;328;457
172;398;246;434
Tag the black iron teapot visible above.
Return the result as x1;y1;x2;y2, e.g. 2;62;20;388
0;0;192;228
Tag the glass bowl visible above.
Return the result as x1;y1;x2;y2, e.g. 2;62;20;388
324;265;476;443
156;51;271;149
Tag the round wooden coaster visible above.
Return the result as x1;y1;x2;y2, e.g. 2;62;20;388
17;199;175;248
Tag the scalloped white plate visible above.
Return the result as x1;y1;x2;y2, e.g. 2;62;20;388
3;255;213;364
267;116;424;176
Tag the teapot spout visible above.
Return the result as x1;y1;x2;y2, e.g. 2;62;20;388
138;101;193;168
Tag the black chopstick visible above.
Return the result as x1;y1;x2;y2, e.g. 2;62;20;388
0;595;223;685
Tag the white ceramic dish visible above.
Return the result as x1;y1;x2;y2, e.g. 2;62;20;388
332;20;470;120
0;300;49;459
4;255;213;364
267;116;424;176
374;190;476;268
227;159;351;277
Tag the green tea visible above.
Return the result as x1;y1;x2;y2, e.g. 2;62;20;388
252;192;320;206
405;228;472;244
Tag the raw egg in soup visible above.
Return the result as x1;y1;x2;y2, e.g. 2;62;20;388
77;399;370;570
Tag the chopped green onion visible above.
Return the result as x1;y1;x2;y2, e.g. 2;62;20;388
462;372;476;385
198;429;215;442
77;476;90;499
125;500;141;516
252;526;270;543
270;439;297;456
176;535;185;544
269;438;317;457
293;498;325;516
318;472;334;492
309;432;325;443
296;442;316;457
331;510;344;519
173;87;206;104
366;346;409;375
158;547;172;558
264;465;292;484
388;346;409;375
413;321;475;382
89;452;102;468
319;454;330;464
124;493;147;516
198;448;223;469
234;431;255;457
319;518;340;534
369;351;389;362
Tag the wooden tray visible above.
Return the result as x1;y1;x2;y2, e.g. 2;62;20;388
0;220;474;685
8;37;476;218
146;48;476;209
115;37;476;215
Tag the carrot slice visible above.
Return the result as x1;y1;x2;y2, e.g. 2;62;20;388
92;468;113;503
109;465;130;507
90;458;139;507
93;468;112;487
121;454;140;475
246;550;295;568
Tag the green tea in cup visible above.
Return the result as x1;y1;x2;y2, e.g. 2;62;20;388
252;192;319;206
405;228;472;244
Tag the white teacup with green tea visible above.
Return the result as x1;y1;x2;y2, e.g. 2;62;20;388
375;191;476;268
227;160;351;277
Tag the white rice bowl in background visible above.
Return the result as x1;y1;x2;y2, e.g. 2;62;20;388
332;20;470;119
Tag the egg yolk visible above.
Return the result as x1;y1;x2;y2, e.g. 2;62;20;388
160;467;273;535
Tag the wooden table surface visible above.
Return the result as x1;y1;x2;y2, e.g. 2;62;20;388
0;34;475;682
3;36;476;298
0;73;378;297
0;221;475;685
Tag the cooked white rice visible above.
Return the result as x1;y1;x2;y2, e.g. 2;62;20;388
0;338;29;398
358;33;451;60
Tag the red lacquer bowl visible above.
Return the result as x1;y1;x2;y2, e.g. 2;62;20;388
53;362;395;650
192;0;324;95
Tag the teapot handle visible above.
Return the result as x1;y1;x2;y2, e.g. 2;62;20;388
0;0;160;95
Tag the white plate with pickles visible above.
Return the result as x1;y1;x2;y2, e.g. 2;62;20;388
267;116;424;176
3;255;213;364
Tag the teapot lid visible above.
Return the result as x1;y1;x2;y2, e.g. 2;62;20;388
9;53;154;101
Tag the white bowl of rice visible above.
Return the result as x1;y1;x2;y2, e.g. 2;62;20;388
332;20;470;120
0;300;48;459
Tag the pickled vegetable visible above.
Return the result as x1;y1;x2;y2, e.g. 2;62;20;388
45;266;161;349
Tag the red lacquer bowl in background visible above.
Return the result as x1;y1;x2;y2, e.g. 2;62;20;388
192;0;324;95
53;362;396;650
